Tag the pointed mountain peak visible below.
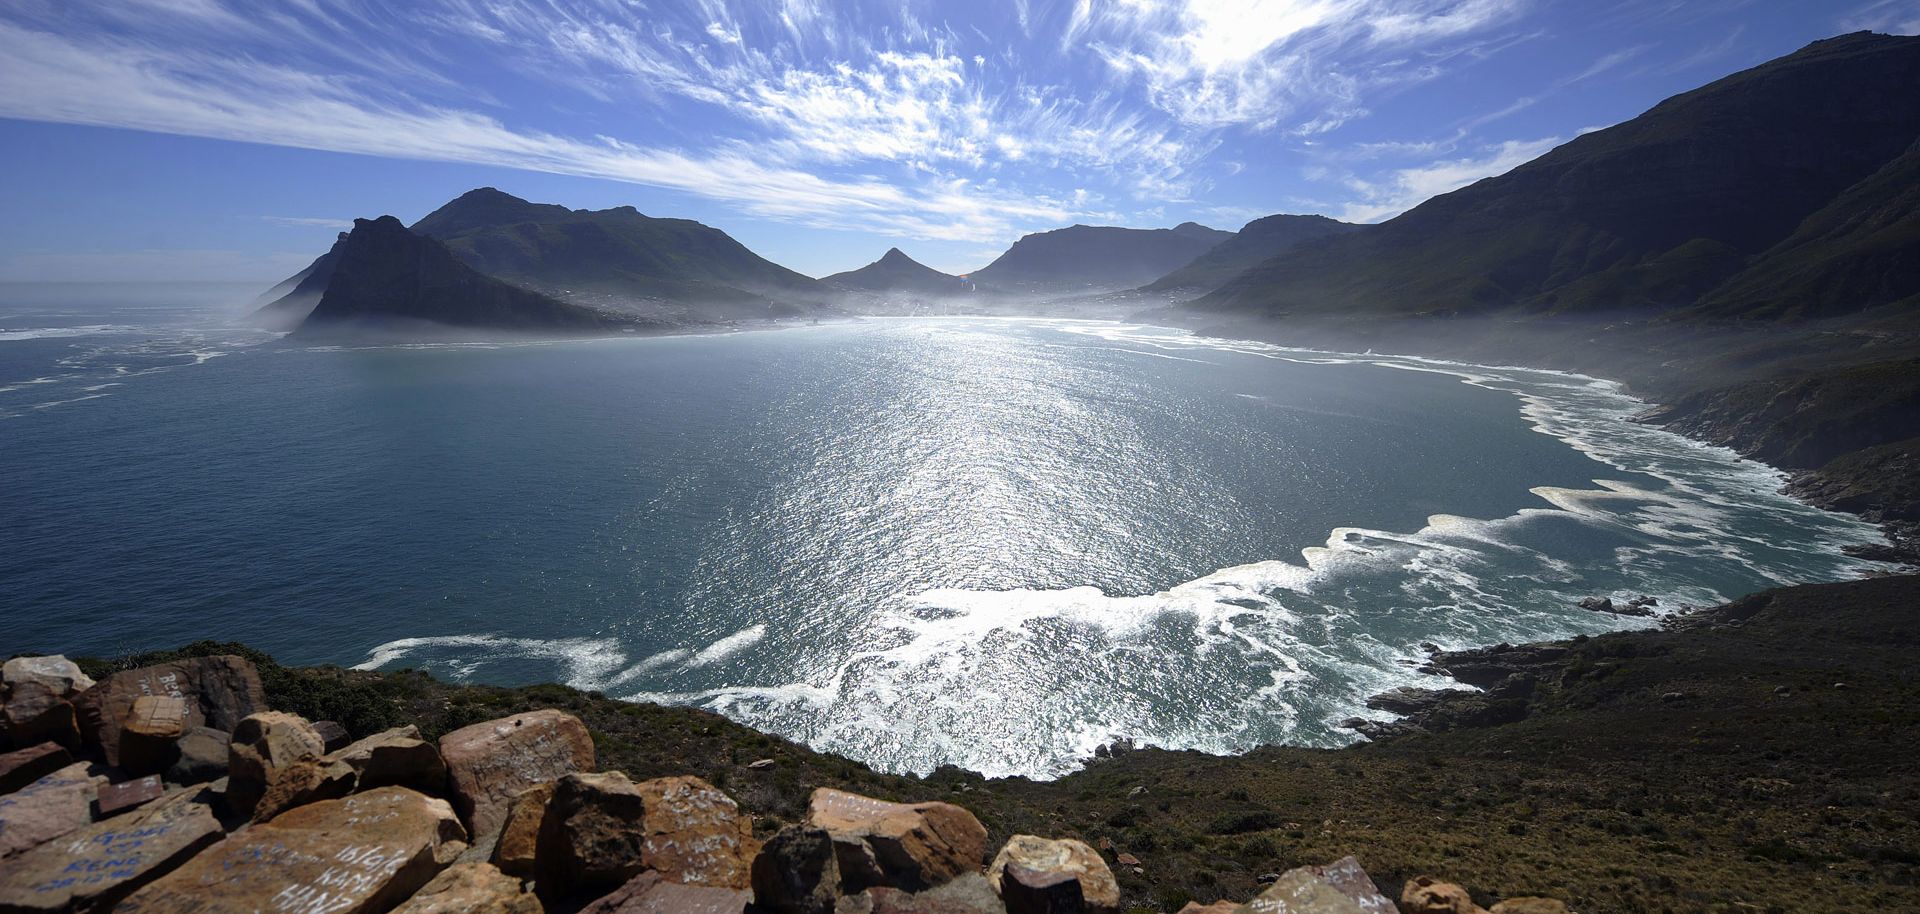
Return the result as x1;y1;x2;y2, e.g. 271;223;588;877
453;186;529;205
878;247;914;263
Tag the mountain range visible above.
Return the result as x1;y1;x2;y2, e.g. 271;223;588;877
822;248;971;298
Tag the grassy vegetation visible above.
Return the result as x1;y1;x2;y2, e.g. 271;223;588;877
77;575;1920;914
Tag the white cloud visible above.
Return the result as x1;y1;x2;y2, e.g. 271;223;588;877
1842;0;1920;35
0;20;1072;243
1334;135;1560;222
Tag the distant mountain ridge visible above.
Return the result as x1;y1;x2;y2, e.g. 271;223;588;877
823;248;970;297
969;222;1233;293
1195;31;1920;322
292;216;622;338
1144;214;1360;294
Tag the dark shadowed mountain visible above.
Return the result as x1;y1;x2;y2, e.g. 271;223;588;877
408;188;826;318
822;248;971;297
291;216;623;338
968;222;1232;293
256;188;828;329
1194;32;1920;321
250;233;345;331
1143;214;1360;294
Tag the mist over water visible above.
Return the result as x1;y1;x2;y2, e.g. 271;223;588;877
0;286;1883;777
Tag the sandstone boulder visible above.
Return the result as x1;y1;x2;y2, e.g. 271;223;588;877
0;762;98;859
752;825;843;914
390;862;542;914
0;785;222;912
96;774;166;817
0;742;72;794
116;786;468;914
491;781;555;878
328;725;447;793
72;655;264;768
1237;868;1370;914
1175;903;1238;914
840;873;1009;914
120;695;191;775
987;836;1118;914
440;710;593;839
808;788;988;892
578;870;752;914
226;711;328;817
2;656;95;698
1304;857;1396;914
994;861;1084;914
314;720;352;753
1401;877;1489;914
166;725;232;785
535;772;758;900
251;756;358;822
2;680;81;750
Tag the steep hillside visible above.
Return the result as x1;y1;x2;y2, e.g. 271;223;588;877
1196;32;1920;319
1144;214;1359;294
970;222;1232;293
248;233;345;330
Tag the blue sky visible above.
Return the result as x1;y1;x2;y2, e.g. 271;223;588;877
0;0;1915;282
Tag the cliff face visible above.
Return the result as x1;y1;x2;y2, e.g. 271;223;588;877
291;216;621;338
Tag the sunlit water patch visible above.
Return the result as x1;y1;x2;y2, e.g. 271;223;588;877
0;299;1883;778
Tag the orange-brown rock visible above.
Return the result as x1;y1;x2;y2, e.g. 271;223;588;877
750;825;841;914
1402;877;1490;914
491;782;555;878
2;657;94;750
390;862;542;914
251;756;357;822
807;788;988;892
327;725;446;794
439;710;593;840
72;656;264;768
1175;903;1238;914
120;695;191;775
0;742;72;794
0;762;98;859
0;784;222;912
987;836;1118;914
115;786;468;914
534;772;758;900
577;870;752;914
225;711;327;818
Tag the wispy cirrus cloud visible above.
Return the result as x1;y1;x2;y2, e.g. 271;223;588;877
1333;134;1562;222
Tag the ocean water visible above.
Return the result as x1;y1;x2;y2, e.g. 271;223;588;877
0;283;1884;778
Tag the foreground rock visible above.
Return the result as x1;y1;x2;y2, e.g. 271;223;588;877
535;772;758;900
577;870;751;914
72;656;265;768
987;836;1119;914
753;789;991;914
0;785;222;912
0;743;72;794
226;711;330;818
0;763;98;858
2;656;94;750
329;725;446;794
1400;877;1486;914
390;862;542;914
842;873;1009;913
490;782;554;878
441;710;594;840
808;788;988;892
116;786;467;914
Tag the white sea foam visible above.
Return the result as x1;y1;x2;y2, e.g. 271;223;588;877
0;325;137;341
351;318;1888;779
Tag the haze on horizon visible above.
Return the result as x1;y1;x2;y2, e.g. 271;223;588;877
0;0;1913;283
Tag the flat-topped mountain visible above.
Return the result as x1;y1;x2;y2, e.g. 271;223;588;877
968;222;1233;293
1144;214;1360;294
290;216;622;338
822;248;970;297
1195;31;1920;321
